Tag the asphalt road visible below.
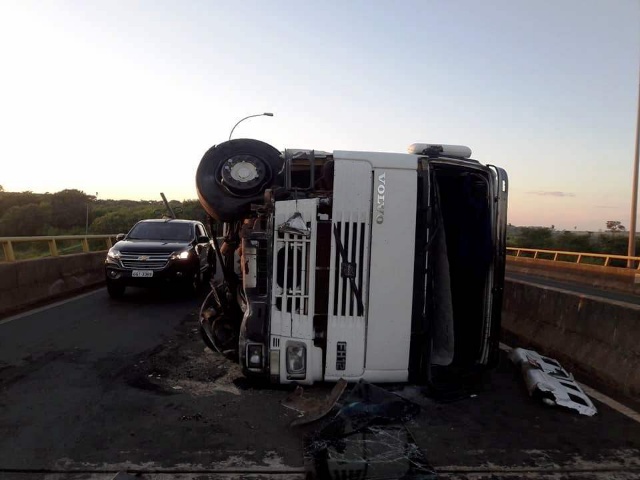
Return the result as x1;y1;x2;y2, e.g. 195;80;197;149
0;287;305;479
1;285;640;479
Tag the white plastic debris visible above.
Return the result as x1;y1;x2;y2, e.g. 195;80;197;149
509;348;597;416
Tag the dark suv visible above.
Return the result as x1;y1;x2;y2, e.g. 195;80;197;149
104;219;214;298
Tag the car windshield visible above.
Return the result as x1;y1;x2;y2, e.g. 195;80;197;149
127;222;193;241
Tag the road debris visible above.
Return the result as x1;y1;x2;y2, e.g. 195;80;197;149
283;379;348;427
127;317;243;397
510;347;597;416
179;413;203;421
303;380;435;479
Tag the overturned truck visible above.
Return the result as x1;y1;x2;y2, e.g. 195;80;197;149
196;138;508;389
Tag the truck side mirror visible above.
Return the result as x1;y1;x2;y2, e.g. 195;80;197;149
116;233;126;242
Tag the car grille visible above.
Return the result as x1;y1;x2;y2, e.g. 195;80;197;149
119;251;171;270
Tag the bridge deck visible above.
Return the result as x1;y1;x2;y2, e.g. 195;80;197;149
0;287;639;479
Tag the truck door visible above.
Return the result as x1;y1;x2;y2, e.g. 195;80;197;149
483;166;509;366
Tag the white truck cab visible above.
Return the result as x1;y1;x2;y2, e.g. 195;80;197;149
196;139;508;391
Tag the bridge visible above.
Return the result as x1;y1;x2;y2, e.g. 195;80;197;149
1;235;640;478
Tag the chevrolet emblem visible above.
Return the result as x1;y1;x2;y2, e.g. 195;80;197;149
137;255;149;261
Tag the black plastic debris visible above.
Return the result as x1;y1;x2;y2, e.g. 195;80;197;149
305;380;436;479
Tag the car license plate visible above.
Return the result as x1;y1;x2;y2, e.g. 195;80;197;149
132;270;153;278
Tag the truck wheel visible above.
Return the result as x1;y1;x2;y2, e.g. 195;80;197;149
107;280;125;299
196;139;283;222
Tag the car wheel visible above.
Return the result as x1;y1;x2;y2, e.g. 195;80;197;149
107;280;126;299
196;139;283;222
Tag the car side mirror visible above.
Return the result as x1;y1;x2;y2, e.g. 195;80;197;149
197;235;210;244
116;233;126;242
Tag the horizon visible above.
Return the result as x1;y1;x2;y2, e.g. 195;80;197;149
2;187;637;234
1;0;639;232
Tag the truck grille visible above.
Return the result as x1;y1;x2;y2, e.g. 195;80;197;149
119;251;171;270
274;228;312;314
331;220;367;317
270;198;318;340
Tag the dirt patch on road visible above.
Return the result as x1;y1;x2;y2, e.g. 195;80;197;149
0;349;88;389
126;312;244;396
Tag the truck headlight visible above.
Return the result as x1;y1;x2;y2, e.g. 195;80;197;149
171;249;192;260
107;248;121;259
286;343;306;376
247;344;263;369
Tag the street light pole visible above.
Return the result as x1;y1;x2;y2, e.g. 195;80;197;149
628;72;640;267
228;112;274;141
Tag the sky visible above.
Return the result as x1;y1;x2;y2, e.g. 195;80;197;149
0;0;638;231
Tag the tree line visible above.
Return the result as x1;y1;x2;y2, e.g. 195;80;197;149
0;189;637;257
0;189;209;237
508;226;639;257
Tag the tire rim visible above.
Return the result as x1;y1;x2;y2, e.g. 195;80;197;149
220;154;270;195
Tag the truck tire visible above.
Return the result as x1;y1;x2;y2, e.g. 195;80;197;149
196;139;283;222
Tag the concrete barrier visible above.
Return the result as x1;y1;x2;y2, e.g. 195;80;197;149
0;252;105;317
502;278;640;402
506;257;640;295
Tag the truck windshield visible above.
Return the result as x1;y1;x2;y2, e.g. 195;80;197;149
127;222;193;241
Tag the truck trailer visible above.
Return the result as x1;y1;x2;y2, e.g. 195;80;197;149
196;138;508;390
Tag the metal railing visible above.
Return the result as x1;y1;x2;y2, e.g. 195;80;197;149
1;235;116;262
2;235;639;271
507;247;640;270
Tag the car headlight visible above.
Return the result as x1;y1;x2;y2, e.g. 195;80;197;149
171;249;192;260
107;248;121;259
286;343;306;377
